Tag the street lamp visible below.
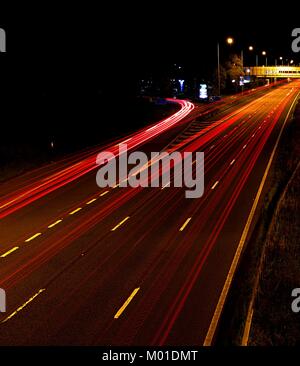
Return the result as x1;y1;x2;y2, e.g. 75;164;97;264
217;37;234;95
290;60;294;65
262;51;267;66
279;56;283;66
247;45;256;66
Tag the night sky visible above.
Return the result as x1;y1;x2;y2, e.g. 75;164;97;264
3;3;300;84
0;2;299;150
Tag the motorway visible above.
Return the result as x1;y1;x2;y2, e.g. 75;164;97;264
0;80;299;345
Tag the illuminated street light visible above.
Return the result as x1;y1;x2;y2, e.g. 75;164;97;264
247;45;256;66
279;56;283;66
290;60;294;64
262;51;267;66
217;37;234;95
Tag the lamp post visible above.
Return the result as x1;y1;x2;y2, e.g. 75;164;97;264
247;46;254;66
240;45;254;91
262;51;267;66
217;37;234;96
217;43;220;96
279;56;283;66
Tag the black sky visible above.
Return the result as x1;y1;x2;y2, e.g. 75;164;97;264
3;2;300;82
0;2;299;151
1;1;300;119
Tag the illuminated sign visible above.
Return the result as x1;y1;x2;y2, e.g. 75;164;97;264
244;76;250;84
199;84;208;99
178;79;185;92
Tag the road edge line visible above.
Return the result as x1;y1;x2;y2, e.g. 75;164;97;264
203;91;300;346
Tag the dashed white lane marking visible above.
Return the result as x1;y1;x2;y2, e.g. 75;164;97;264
179;217;192;231
48;219;62;228
0;246;19;258
69;207;82;215
25;233;42;242
211;181;219;190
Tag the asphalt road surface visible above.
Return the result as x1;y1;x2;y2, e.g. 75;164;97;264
0;80;299;345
